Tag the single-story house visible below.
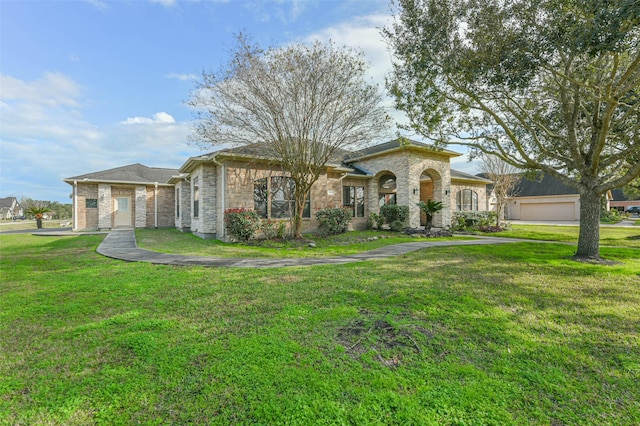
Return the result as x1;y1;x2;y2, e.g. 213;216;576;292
503;172;612;221
64;163;179;231
65;139;491;239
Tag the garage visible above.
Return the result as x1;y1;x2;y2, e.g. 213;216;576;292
520;202;577;221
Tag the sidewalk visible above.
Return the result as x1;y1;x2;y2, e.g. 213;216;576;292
96;229;527;269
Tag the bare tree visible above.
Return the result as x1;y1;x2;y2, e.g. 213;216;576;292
480;154;521;227
189;35;390;238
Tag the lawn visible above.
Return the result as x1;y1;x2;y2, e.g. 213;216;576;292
1;232;639;425
487;224;640;249
0;219;70;232
135;228;464;258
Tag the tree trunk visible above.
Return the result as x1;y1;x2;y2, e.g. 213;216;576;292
575;191;601;260
36;218;43;229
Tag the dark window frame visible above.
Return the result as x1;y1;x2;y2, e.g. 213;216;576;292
85;199;98;209
254;176;310;219
456;189;478;211
343;186;365;218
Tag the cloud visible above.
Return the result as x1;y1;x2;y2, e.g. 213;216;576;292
166;72;198;82
149;0;178;7
0;73;191;202
121;112;177;125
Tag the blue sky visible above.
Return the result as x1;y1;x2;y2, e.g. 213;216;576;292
1;0;477;203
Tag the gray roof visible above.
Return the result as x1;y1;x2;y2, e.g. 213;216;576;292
65;163;179;184
346;138;461;161
515;172;578;197
0;197;17;208
451;169;491;183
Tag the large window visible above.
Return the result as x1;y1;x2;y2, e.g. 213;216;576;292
456;189;478;211
343;186;365;217
193;177;199;218
254;176;310;219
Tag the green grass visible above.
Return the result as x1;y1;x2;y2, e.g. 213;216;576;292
487;224;640;248
1;233;639;425
0;219;71;231
136;228;464;258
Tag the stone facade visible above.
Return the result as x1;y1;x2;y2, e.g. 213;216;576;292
189;164;217;239
98;184;112;229
353;149;452;228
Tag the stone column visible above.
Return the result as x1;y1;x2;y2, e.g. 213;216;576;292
98;184;111;229
135;186;146;228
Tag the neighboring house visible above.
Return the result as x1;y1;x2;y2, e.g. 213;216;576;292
610;189;640;212
65;139;491;238
504;172;612;221
64;164;179;231
0;197;24;219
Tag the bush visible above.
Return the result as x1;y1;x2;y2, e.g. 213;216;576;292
451;211;497;231
224;208;261;241
403;227;453;237
367;212;381;230
316;207;353;236
600;209;623;224
390;220;405;232
379;204;409;226
477;225;504;233
260;219;288;240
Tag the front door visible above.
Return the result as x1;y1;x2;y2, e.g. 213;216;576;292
114;197;132;227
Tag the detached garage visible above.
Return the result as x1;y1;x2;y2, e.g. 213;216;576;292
505;173;583;221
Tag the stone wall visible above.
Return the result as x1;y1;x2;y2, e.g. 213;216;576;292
190;164;217;238
145;185;175;228
75;183;99;230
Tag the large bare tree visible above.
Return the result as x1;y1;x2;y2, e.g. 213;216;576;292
189;35;390;238
385;0;640;260
480;154;521;226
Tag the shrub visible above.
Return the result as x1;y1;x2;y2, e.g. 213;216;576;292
600;209;623;224
316;207;353;236
224;208;261;241
380;204;409;226
477;225;504;233
260;219;286;240
451;211;497;231
390;220;405;232
403;227;453;237
367;212;381;230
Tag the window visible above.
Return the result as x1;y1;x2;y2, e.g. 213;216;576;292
378;174;397;207
343;186;365;217
193;177;199;218
175;187;180;218
456;189;478;211
253;176;310;219
85;199;97;209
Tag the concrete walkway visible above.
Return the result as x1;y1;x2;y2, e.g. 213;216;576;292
96;229;527;269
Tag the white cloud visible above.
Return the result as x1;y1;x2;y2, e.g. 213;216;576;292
121;112;177;125
149;0;178;7
166;72;198;81
0;73;191;202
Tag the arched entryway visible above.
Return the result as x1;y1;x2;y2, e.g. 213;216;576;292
419;169;443;227
378;172;397;208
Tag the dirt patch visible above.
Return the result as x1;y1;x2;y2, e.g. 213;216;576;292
336;311;434;367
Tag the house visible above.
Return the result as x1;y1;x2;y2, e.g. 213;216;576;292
64;164;178;230
65;139;491;238
0;197;24;220
610;188;640;212
503;172;612;221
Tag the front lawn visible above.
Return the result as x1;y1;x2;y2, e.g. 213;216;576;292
1;234;639;425
487;224;640;248
136;228;463;258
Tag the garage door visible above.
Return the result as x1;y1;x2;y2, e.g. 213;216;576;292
520;202;576;220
